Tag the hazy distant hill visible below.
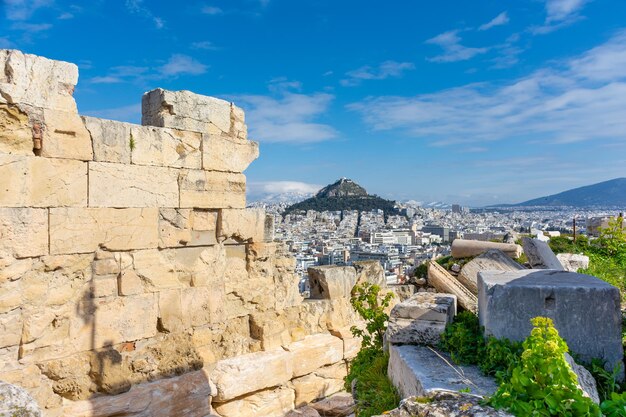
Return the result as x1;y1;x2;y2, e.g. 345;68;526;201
283;178;400;215
513;178;626;207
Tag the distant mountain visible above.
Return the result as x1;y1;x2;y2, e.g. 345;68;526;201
513;178;626;207
248;191;313;205
283;178;400;215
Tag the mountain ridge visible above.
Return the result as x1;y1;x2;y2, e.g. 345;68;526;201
508;177;626;207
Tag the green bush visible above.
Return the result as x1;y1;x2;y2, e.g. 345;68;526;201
480;337;523;382
345;283;399;416
439;311;485;364
488;317;601;416
601;392;626;417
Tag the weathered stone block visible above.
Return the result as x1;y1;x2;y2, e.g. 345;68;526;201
0;103;33;155
89;162;179;207
308;266;357;299
0;208;48;258
219;208;266;242
0;381;43;417
285;333;344;378
82;116;132;163
158;289;184;333
41;108;93;160
158;208;218;248
211;348;294;401
292;362;347;406
49;208;158;254
0;308;22;349
458;249;525;295
142;89;232;134
182;286;225;327
557;253;590;272
0;49;78;111
0;154;87;207
131;125;202;169
388;345;497;399
214;386;295;417
478;269;624;377
62;369;214;417
428;262;477;313
179;169;246;208
521;237;564;270
202;134;258;172
353;260;386;287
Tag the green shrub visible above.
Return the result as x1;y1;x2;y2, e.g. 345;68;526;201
584;358;623;403
488;317;601;416
345;282;399;416
349;282;394;350
601;392;626;417
439;311;484;364
480;337;523;382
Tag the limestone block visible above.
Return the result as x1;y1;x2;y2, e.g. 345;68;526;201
0;256;33;281
557;253;590;272
91;276;118;298
249;311;292;350
387;284;416;302
219;208;266;242
0;103;33;155
478;269;624;378
0;364;61;412
179;169;246;209
388;345;498;399
130;249;180;290
158;289;183;333
62;369;214;417
285;333;344;378
308;266;357;300
49;208;158;254
285;406;321;417
158;208;217;248
458;249;525;295
353;260;386;288
82;116;132;163
182;286;225;327
142;88;232;134
521;238;564;270
565;353;600;404
0;208;48;258
191;316;253;363
211;348;294;401
70;293;158;353
292;362;347;406
0;154;87;207
0;381;42;417
309;392;355;417
0;308;22;348
231;103;247;140
386;293;456;347
274;270;304;311
131;125;202;169
451;239;522;259
41;108;93;160
0;49;78;111
202;134;259;172
381;390;513;417
427;262;477;313
89;162;179;208
117;270;144;296
213;386;295;417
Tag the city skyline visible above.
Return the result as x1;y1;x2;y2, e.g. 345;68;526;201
2;0;626;205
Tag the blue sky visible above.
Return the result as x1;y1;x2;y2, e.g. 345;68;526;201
2;0;626;206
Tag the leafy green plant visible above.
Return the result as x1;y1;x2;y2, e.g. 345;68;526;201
480;337;523;382
488;317;601;416
345;282;399;417
601;392;626;417
439;311;485;364
349;282;394;350
597;217;626;256
584;358;623;403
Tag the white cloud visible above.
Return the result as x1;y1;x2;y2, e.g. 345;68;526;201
233;81;338;144
4;0;52;21
201;6;223;15
531;0;590;34
159;54;208;76
479;12;509;31
426;30;489;63
89;76;123;84
10;22;52;32
349;29;626;147
0;37;13;48
251;181;321;195
191;41;219;50
88;65;149;84
58;12;73;20
341;61;415;87
125;0;165;29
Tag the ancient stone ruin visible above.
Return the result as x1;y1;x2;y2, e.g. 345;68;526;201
0;50;363;417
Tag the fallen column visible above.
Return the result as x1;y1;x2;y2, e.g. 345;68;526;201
451;239;522;259
428;262;477;313
521;237;564;270
457;249;525;295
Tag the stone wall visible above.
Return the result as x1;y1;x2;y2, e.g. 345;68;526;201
0;50;361;417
